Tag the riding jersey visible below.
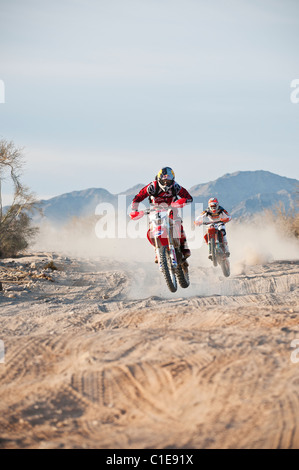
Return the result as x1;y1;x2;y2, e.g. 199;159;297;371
196;206;231;224
131;180;193;211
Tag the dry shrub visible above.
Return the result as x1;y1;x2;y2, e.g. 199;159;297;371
264;201;299;239
0;211;39;258
0;139;40;258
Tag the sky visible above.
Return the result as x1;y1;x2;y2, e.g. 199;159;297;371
0;0;299;204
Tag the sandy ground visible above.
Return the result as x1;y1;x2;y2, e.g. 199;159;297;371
0;250;299;449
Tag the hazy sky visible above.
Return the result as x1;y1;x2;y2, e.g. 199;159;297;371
1;0;299;202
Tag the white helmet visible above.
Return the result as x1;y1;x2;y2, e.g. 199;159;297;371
208;197;219;213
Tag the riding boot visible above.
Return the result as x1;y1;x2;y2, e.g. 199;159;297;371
181;239;191;259
222;236;230;257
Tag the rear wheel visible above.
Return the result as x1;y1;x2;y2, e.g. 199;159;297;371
160;246;177;292
176;261;190;288
220;258;230;277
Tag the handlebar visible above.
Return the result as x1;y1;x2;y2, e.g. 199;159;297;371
194;220;229;227
130;207;171;220
130;203;186;220
142;207;173;217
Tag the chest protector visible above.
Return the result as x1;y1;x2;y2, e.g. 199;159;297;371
148;180;179;205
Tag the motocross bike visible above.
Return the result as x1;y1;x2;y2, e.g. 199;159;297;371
130;202;190;293
203;221;230;278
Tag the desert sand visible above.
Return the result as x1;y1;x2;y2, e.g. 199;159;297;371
0;241;299;449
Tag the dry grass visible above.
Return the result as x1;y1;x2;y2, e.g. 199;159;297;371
264;201;299;239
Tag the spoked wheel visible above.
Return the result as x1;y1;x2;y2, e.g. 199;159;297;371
176;249;190;288
220;257;230;277
160;246;177;292
217;238;230;277
176;262;190;288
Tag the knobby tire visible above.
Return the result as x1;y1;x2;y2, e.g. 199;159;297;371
160;246;177;293
176;262;190;288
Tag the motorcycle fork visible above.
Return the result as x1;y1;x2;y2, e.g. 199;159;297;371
153;237;163;271
208;234;214;256
167;218;178;269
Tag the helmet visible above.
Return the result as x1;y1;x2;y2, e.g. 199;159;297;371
157;167;175;191
208;197;219;213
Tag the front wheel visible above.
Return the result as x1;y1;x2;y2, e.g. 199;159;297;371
160;246;177;292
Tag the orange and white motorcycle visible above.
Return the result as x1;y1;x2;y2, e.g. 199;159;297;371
196;219;231;277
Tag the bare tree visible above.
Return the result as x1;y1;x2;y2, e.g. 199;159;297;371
0;139;40;257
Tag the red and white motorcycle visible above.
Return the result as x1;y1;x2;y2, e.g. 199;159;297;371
130;201;190;292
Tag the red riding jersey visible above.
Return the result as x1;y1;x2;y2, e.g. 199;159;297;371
131;180;193;211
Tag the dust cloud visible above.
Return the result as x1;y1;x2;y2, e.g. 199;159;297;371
30;212;299;300
32;212;299;268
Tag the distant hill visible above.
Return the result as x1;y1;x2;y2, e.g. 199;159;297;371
31;170;298;223
118;184;145;197
36;188;117;223
189;171;298;217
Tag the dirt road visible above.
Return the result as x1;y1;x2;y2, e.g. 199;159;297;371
0;252;299;449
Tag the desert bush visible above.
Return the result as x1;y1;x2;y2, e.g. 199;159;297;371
0;211;39;258
0;139;40;258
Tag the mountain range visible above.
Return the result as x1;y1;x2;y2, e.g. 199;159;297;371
34;170;298;224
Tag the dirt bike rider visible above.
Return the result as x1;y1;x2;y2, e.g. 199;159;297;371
194;197;231;258
130;167;193;263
